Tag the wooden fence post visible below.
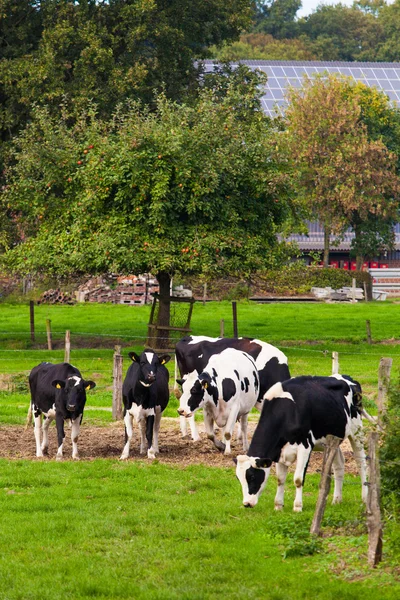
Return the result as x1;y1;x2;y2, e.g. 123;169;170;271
232;301;238;338
310;434;342;536
332;351;339;375
366;320;372;345
377;357;392;421
29;300;35;342
64;330;71;364
112;345;123;420
367;431;383;567
203;283;207;306
46;319;52;351
220;319;225;338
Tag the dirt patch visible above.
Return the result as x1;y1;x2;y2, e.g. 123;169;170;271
0;420;359;474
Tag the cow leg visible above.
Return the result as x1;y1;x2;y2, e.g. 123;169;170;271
180;414;200;442
239;413;249;452
33;409;43;458
55;415;66;461
71;415;82;460
146;415;156;460
348;432;368;503
41;415;52;455
150;411;162;456
139;419;147;455
120;412;134;460
223;407;241;455
274;461;289;511
204;411;225;452
331;447;345;504
293;444;312;512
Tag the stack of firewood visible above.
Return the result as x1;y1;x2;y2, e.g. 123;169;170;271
37;288;75;304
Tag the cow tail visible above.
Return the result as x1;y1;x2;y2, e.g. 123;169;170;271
25;402;33;430
173;353;182;399
361;408;378;426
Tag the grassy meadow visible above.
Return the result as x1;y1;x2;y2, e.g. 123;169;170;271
0;299;400;598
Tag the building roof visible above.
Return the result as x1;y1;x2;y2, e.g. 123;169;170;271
202;59;400;117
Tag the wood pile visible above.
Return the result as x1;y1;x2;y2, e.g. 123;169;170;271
75;275;159;305
38;288;75;304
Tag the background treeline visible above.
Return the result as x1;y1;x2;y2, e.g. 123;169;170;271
211;0;400;62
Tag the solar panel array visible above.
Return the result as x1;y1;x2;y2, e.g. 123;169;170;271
203;60;400;117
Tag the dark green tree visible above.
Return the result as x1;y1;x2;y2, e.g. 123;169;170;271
254;0;302;39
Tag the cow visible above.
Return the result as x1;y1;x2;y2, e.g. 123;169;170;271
27;362;96;460
120;349;171;460
177;348;260;454
174;335;290;441
234;374;368;511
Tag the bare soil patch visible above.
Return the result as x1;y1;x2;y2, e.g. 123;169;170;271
0;420;359;475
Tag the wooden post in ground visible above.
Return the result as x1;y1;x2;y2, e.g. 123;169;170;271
310;434;342;536
46;319;52;351
203;283;207;306
367;431;383;567
366;320;372;345
64;330;71;363
332;351;339;375
351;278;357;303
112;345;123;420
232;302;238;338
377;357;392;422
29;300;35;342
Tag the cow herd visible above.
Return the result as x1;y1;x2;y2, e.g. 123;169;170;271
25;334;370;511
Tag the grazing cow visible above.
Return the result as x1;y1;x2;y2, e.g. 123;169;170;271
27;362;96;460
177;348;260;454
235;375;367;511
120;349;170;460
175;335;290;440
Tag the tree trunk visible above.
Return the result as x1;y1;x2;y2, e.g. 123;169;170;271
156;271;171;350
323;224;330;268
352;213;364;271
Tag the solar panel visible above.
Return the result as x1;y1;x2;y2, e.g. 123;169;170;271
202;60;400;117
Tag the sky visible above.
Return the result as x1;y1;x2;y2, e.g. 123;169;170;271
297;0;356;17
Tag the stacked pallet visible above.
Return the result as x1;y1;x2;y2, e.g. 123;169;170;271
38;288;75;304
115;275;159;305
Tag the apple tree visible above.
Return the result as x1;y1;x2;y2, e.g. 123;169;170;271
3;74;293;344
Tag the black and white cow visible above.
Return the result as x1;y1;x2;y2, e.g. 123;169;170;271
177;348;260;454
120;349;171;460
27;362;96;460
235;375;367;511
175;335;290;440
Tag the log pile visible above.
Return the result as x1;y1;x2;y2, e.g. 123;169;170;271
38;288;75;304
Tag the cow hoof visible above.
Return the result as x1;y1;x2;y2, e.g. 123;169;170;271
274;504;284;511
293;506;303;513
332;497;342;505
119;455;129;461
41;447;49;456
36;452;44;459
56;455;63;462
72;456;80;461
147;451;156;460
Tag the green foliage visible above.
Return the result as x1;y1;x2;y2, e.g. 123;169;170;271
268;518;323;558
381;383;400;520
3;79;293;282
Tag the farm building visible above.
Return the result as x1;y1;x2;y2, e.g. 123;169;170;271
204;59;400;269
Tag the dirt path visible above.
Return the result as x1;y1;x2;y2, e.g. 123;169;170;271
0;420;359;474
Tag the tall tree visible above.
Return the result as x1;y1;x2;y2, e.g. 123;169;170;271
254;0;301;39
3;73;292;344
281;74;400;268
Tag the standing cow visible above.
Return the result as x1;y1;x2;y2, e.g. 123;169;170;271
177;348;260;454
27;362;96;460
175;335;290;441
120;349;170;460
235;374;368;511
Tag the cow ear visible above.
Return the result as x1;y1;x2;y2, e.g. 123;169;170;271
255;458;272;469
129;352;140;362
201;381;208;389
84;380;96;391
159;354;171;365
176;378;185;386
52;380;65;389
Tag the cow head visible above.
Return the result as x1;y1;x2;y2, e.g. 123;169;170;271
129;350;170;387
234;455;272;508
52;376;96;412
177;372;209;418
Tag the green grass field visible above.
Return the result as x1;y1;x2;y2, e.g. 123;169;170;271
0;300;399;598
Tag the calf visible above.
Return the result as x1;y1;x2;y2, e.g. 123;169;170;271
177;348;259;454
235;375;367;511
120;349;170;460
175;335;290;441
27;362;96;460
